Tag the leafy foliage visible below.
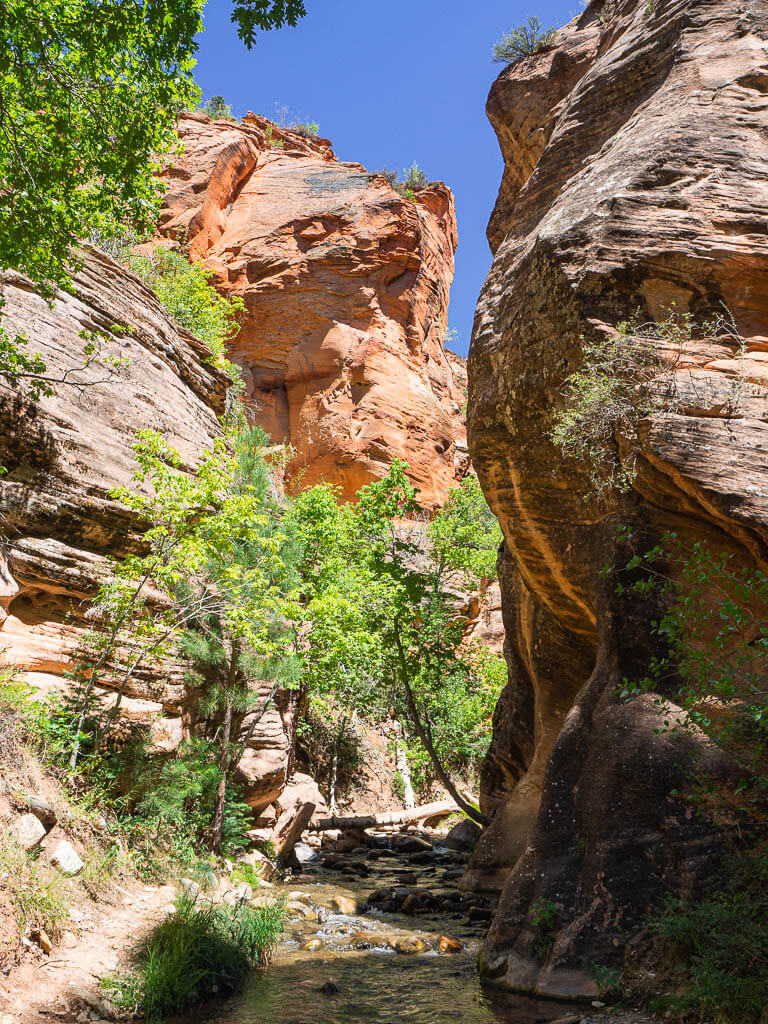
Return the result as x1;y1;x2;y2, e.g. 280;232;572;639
125;247;245;385
0;0;202;294
289;466;505;809
492;17;557;64
103;895;285;1022
231;0;307;47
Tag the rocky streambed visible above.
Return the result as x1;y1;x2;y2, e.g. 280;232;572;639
192;825;586;1024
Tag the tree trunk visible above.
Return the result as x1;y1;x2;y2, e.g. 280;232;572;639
393;625;489;827
329;714;347;816
211;697;233;854
393;719;415;810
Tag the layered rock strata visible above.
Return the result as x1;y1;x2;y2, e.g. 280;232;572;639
467;0;768;997
155;112;466;506
0;250;294;809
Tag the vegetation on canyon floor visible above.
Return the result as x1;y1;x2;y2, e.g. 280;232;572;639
102;895;285;1022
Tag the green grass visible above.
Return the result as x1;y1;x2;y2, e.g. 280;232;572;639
0;836;69;940
103;895;285;1023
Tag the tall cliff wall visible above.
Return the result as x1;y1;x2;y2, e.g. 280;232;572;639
467;0;768;998
154;112;467;506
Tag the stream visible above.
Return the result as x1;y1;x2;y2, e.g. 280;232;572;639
192;827;581;1024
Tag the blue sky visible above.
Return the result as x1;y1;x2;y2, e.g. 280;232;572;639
194;0;576;358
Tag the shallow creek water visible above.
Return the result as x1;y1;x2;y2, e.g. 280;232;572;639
192;830;580;1024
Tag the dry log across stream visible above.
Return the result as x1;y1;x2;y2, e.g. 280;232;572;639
308;799;458;832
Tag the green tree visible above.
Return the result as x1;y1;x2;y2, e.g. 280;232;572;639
290;466;504;822
201;95;234;120
0;0;203;293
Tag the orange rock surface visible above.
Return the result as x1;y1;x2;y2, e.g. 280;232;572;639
156;112;466;505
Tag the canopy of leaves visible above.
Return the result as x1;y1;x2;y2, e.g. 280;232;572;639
231;0;306;47
0;0;203;293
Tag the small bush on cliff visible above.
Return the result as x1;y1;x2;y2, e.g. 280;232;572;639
291;120;319;137
103;894;284;1022
125;248;244;384
374;164;430;199
492;17;557;63
201;95;235;120
551;308;746;496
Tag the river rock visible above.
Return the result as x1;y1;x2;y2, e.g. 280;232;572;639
300;937;323;951
292;841;317;864
49;840;83;875
15;813;46;851
288;901;318;921
444;819;481;852
392;935;428;954
330;894;359;916
391;834;432;854
438;934;463;953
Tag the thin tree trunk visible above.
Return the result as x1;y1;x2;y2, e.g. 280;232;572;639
393;625;489;827
310;799;457;831
329;714;347;816
211;697;233;855
393;720;415;810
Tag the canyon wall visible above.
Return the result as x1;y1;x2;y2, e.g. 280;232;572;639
154;112;467;507
467;0;768;998
0;251;294;812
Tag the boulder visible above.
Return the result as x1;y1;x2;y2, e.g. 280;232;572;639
15;814;46;851
49;841;83;876
443;819;481;852
23;796;57;831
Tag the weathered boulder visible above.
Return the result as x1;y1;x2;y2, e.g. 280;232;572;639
155;112;466;507
443;818;481;852
14;814;45;851
49;840;83;876
467;0;768;997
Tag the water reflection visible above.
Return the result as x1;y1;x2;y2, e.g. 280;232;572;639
197;949;576;1024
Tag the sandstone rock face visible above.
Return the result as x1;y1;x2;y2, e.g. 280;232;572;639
0;251;296;810
156;112;465;506
467;0;768;996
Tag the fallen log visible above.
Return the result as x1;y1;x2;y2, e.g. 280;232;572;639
308;799;457;832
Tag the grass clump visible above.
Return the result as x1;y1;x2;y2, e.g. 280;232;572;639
374;162;430;200
103;895;284;1022
0;836;68;942
492;17;557;64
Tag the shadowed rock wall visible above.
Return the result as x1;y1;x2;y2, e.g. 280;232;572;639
467;0;768;997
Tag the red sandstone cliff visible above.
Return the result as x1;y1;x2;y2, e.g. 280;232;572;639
155;111;467;506
467;0;768;998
